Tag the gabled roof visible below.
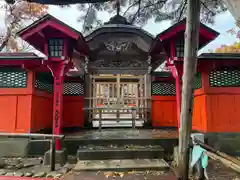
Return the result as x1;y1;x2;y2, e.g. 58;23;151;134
157;18;219;41
85;15;154;43
17;14;88;56
17;14;83;40
0;53;41;60
150;19;220;56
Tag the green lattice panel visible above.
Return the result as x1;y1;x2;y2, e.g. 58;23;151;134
0;68;27;88
209;68;240;87
195;72;202;89
152;82;176;95
64;82;84;96
35;72;53;93
35;80;53;93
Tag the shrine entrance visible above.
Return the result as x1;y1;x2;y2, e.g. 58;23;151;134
71;14;166;128
87;74;150;127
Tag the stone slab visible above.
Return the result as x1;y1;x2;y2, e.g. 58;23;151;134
77;144;164;160
43;149;68;166
0;139;29;157
73;159;169;171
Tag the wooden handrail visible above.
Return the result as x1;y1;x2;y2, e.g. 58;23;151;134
0;132;64;139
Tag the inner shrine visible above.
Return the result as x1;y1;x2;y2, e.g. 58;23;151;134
0;12;240;151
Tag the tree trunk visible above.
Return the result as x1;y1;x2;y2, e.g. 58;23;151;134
223;0;240;23
177;0;201;180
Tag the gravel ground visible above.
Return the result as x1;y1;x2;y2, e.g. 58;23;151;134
0;157;74;179
61;170;177;180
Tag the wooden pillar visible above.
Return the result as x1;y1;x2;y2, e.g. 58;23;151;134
178;0;201;179
52;63;65;150
84;74;90;127
116;74;120;120
144;74;147;122
144;74;151;125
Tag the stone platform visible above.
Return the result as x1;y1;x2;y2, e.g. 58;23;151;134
26;128;179;158
65;128;178;140
0;129;178;164
66;129;178;160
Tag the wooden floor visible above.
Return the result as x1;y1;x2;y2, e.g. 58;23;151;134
65;128;179;140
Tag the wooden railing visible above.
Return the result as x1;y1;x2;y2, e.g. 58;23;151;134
83;106;150;130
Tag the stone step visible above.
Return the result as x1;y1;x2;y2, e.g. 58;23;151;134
73;159;169;171
76;145;164;160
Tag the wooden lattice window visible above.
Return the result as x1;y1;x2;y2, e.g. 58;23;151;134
175;38;184;58
48;38;64;57
0;67;28;88
209;67;240;87
151;82;176;95
195;72;202;89
35;72;53;93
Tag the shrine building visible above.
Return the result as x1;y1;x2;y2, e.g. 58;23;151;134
1;14;240;150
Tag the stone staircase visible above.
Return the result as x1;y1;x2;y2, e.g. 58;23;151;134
25;129;178;171
69;129;178;171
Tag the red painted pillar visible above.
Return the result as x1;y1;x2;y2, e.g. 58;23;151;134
50;62;66;150
176;75;181;129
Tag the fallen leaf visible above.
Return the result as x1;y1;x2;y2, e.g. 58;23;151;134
118;172;124;178
128;170;136;175
104;172;113;178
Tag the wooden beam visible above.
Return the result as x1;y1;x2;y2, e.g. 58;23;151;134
177;0;201;180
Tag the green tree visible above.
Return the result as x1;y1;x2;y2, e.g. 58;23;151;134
75;0;227;33
0;0;48;52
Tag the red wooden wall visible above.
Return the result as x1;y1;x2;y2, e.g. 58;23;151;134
0;69;84;133
0;71;33;133
62;96;84;128
152;96;177;127
31;90;53;132
192;70;240;133
151;79;178;127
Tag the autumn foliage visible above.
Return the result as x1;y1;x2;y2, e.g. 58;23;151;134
0;0;48;52
215;42;240;53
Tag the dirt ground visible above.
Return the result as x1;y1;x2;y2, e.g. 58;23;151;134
203;160;240;180
61;170;177;180
60;159;240;180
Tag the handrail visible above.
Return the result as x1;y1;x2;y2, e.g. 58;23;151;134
83;107;149;110
0;132;64;171
0;133;64;139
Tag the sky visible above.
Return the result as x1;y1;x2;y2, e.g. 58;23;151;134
0;3;237;53
46;5;237;53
